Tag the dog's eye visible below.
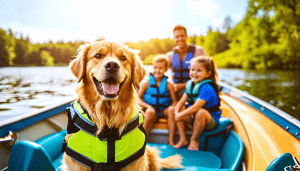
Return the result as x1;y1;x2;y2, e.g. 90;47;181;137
120;56;126;61
95;53;102;59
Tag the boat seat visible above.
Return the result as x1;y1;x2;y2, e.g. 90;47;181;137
150;117;232;155
8;130;67;170
148;143;223;169
198;117;232;155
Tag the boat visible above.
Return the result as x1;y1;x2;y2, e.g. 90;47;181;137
1;82;300;171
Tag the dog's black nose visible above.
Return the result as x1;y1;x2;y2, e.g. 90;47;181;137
105;61;120;73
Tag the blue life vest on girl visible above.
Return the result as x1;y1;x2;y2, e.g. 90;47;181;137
171;45;196;83
185;79;220;114
143;73;172;117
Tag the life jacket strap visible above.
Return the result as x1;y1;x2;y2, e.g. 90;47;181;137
69;107;98;135
204;104;220;113
68;102;143;138
66;107;80;134
98;127;121;141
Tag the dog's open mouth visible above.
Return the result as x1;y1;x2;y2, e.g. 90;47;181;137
93;77;123;99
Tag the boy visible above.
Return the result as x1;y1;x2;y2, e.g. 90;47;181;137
138;55;177;146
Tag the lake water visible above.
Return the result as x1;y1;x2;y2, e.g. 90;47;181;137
0;66;299;122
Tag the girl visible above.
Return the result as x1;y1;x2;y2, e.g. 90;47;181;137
173;56;221;150
138;55;177;146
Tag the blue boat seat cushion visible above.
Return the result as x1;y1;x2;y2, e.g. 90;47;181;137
198;117;232;154
8;130;67;170
148;143;222;169
8;140;56;171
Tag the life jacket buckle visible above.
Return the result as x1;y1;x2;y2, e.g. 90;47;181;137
98;127;121;141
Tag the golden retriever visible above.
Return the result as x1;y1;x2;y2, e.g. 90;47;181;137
62;41;183;171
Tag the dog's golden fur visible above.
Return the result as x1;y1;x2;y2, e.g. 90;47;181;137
62;41;183;171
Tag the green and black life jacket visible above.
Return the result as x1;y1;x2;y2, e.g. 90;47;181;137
62;101;146;171
185;79;220;113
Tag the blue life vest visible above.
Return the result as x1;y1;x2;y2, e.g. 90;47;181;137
171;45;196;83
143;73;172;116
185;79;220;113
62;101;146;171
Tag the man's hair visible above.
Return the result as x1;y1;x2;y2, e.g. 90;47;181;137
153;54;170;69
173;25;187;35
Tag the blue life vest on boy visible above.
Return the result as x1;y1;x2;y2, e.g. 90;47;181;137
62;101;146;170
185;79;220;114
171;45;196;83
143;73;172;117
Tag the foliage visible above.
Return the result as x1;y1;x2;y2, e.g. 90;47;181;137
40;50;54;66
125;38;175;61
0;29;9;66
0;28;85;67
204;30;229;56
224;0;300;70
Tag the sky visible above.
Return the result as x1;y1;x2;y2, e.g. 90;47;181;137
0;0;249;43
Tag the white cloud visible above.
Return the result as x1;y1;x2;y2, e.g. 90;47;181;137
213;18;223;28
237;15;242;20
186;0;217;18
188;27;201;36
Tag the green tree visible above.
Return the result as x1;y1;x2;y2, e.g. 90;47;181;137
0;29;9;66
244;0;299;69
204;31;229;56
41;50;54;66
27;45;42;66
13;38;27;65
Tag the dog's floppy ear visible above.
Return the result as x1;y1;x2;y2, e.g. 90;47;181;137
131;50;147;89
69;44;92;82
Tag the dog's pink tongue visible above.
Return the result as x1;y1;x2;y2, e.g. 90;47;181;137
102;78;119;94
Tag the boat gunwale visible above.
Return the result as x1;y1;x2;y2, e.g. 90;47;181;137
0;97;75;137
219;82;300;139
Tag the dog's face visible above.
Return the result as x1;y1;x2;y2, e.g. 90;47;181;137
70;41;146;101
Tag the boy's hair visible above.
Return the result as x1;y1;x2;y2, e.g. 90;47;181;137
190;56;219;83
153;54;170;69
173;25;187;35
